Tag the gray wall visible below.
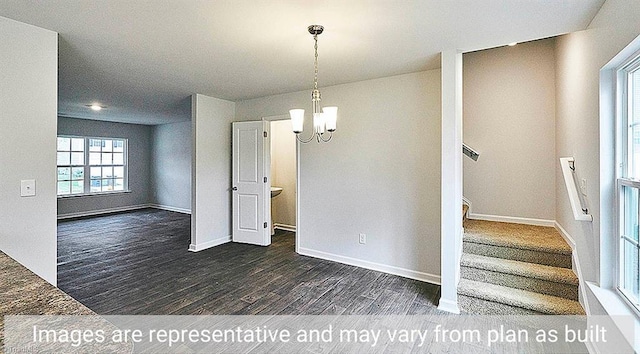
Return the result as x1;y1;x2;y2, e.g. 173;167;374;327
151;121;192;212
57;117;152;217
190;94;236;250
236;70;442;283
0;17;58;284
555;0;640;314
463;38;557;221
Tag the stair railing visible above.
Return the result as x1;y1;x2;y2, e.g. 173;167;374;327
560;157;593;222
463;143;480;161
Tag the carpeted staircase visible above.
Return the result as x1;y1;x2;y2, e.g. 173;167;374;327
458;211;585;315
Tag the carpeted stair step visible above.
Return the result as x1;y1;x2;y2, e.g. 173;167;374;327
463;220;572;268
458;279;585;315
461;253;579;300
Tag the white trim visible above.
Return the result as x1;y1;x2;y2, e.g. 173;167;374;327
273;223;296;232
298;247;441;285
467;213;555;227
462;196;472;210
188;235;231;252
149;204;191;214
586;282;640;352
585;340;599;354
57;204;150;219
437;299;461;314
554;222;590;315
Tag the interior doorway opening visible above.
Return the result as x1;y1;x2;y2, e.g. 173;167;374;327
266;116;298;247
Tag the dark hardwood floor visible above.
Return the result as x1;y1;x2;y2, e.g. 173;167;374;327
57;208;444;316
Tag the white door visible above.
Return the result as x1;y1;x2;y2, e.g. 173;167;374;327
232;121;271;246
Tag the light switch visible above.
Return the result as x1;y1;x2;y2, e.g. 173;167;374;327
21;179;36;197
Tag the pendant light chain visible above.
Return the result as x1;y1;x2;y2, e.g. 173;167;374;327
313;34;319;91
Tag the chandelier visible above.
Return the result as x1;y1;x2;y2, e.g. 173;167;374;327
289;25;337;143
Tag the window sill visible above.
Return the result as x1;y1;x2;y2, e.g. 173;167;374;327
57;190;132;199
586;281;640;351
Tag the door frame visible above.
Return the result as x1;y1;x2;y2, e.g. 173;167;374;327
262;114;300;253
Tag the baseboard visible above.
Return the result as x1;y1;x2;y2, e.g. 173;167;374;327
149;204;191;214
467;213;555;227
274;223;296;232
437;298;461;314
298;247;441;285
188;235;231;252
554;222;591;315
57;204;151;220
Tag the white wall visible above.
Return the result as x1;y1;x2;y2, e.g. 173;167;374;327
190;94;236;251
151;120;192;212
463;39;557;221
0;17;58;284
555;0;640;314
236;70;442;283
57;117;152;217
270;120;296;228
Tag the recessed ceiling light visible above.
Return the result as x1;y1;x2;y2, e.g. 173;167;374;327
86;104;105;111
508;42;518;47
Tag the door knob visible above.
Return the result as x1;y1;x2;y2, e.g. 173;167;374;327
232;186;238;191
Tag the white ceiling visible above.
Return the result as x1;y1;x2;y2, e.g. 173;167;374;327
0;0;605;125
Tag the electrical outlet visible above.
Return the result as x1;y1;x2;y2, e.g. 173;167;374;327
359;233;366;244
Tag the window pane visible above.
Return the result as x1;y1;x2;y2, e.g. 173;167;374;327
629;69;640;178
89;152;101;165
57;152;70;165
102;166;113;178
633;68;640;128
72;167;84;180
57;181;70;195
90;179;101;193
57;136;126;195
71;181;84;194
623;186;640;242
102;179;113;191
113;140;124;152
71;152;84;165
57;167;70;181
102;152;113;165
57;137;70;151
622;240;640;302
103;140;113;152
113;166;124;178
90;167;101;179
113;153;124;165
89;139;102;152
71;138;84;151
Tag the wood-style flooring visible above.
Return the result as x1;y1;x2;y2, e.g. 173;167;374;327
57;209;444;316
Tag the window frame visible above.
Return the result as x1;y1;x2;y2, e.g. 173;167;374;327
56;135;129;197
616;51;640;315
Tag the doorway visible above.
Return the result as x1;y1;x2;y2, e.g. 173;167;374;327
231;115;299;249
266;116;298;245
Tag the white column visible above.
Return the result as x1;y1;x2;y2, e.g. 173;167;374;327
438;50;463;314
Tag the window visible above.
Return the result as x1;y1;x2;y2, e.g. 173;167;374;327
617;54;640;311
57;136;127;196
